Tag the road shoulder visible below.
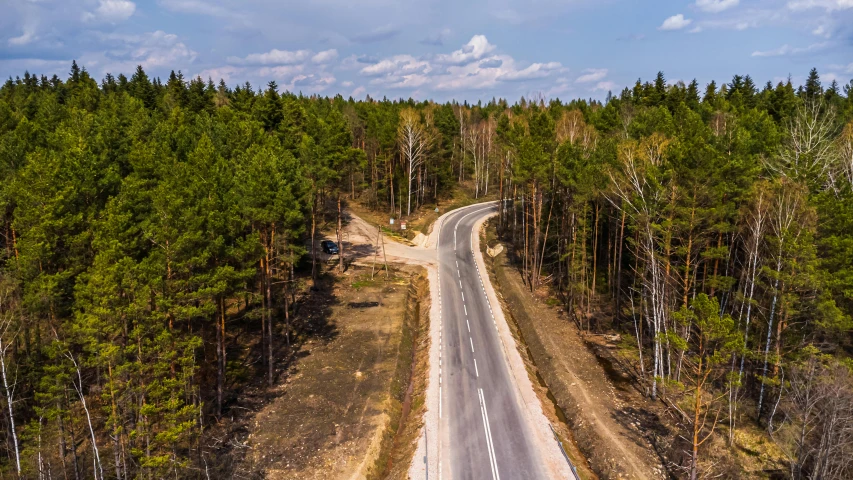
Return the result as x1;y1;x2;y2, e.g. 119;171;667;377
483;223;668;479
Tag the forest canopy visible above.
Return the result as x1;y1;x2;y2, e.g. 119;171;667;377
0;62;852;478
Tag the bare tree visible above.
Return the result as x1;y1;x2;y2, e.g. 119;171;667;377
398;108;430;217
772;349;853;480
728;182;770;442
767;99;838;183
758;179;812;416
607;137;672;399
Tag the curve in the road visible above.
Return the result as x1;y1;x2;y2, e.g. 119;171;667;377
436;203;550;480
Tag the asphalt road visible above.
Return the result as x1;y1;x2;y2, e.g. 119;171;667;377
437;203;549;480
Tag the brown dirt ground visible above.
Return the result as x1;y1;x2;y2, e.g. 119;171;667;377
239;265;425;480
482;222;669;480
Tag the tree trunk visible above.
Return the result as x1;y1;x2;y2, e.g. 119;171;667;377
337;194;344;273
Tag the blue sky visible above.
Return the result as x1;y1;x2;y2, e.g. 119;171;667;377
2;0;852;102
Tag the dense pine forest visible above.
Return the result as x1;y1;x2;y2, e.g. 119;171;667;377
0;62;852;478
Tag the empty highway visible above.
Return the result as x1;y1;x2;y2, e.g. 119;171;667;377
434;203;555;480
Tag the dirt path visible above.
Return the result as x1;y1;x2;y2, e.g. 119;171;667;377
485;227;668;479
339;212;436;266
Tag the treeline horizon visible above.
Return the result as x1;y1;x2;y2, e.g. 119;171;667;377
0;61;852;479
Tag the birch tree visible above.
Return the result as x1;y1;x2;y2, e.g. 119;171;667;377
608;137;672;398
398;108;429;217
768;99;838;184
0;282;20;476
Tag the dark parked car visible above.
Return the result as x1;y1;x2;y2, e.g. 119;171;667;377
321;240;339;254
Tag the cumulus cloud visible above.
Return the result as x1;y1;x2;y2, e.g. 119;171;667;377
290;74;335;91
659;14;693;30
360;55;430;77
83;0;136;23
8;26;37;46
695;0;739;13
228;49;311;66
498;62;561;81
87;30;197;75
354;35;563;92
311;49;338;64
751;41;829;56
575;68;608;83
434;35;496;65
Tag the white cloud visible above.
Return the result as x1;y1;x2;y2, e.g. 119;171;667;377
498;62;562;81
593;81;617;92
751;41;829;56
434;35;496;65
195;66;243;84
257;65;305;79
341;80;354;87
351;86;366;98
127;31;196;68
360;55;430;76
696;0;739;13
354;34;564;92
575;68;608;84
289;74;335;91
787;0;853;11
659;14;693;31
83;0;136;23
81;30;197;75
228;49;312;66
812;25;831;37
311;49;338;64
8;27;37;46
